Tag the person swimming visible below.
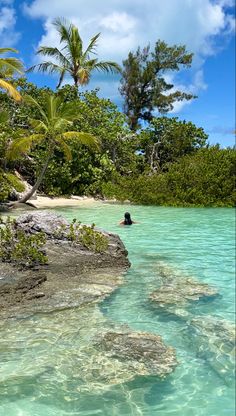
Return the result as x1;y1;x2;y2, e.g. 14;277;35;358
119;212;137;225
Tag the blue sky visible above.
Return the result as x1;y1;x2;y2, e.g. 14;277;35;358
0;0;235;147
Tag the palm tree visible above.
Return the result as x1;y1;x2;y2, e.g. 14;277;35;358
27;18;121;88
0;48;24;101
7;94;99;205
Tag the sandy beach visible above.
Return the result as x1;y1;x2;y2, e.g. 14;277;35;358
28;195;98;209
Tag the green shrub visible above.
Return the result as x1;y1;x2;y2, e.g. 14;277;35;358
0;173;11;202
67;219;108;252
101;147;236;207
0;217;48;267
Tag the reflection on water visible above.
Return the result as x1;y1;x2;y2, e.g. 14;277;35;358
0;204;235;415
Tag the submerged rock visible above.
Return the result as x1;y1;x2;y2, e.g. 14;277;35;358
94;330;177;379
187;316;235;383
0;305;178;396
150;278;218;308
149;262;218;317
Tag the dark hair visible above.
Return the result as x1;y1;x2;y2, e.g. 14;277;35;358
124;212;132;225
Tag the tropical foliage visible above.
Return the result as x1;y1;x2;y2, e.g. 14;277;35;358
28;18;121;88
102;147;236;207
7;93;99;203
0;22;235;208
139;117;208;171
0;48;23;101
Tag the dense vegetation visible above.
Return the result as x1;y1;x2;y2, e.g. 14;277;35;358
0;217;47;267
0;20;235;207
102;147;235;206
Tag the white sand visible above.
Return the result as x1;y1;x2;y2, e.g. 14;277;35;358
29;195;98;209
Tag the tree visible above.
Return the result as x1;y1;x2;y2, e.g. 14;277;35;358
120;41;195;130
28;18;121;88
1;82;139;196
7;94;99;204
0;48;23;101
140;117;208;171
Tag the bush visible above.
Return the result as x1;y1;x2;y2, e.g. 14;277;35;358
0;173;11;202
67;219;108;252
0;217;48;267
102;147;236;207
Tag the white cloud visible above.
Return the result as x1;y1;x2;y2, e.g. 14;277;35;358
0;2;20;46
24;0;235;112
100;12;137;33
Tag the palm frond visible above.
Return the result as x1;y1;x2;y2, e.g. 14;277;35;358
36;46;70;68
67;25;82;63
45;95;63;121
83;33;100;57
0;48;19;55
0;57;24;74
29;118;48;132
53;18;74;44
56;137;72;160
0;79;21;101
93;61;121;74
54;118;73;132
62;131;100;150
27;61;64;75
77;67;90;85
23;95;48;123
7;134;45;161
59;101;80;120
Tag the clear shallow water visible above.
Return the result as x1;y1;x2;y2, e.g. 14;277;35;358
0;204;235;416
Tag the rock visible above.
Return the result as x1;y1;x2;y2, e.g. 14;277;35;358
0;211;130;313
14;210;130;268
8;189;18;201
0;262;47;308
0;203;11;212
94;330;177;379
150;278;218;308
187;316;235;383
149;262;218;318
15;211;69;236
13;171;33;201
0;305;177;396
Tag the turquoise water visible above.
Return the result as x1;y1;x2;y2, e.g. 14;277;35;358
0;204;235;415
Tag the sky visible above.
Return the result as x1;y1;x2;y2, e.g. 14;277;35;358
0;0;235;147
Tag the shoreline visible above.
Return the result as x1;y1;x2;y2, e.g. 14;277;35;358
27;195;100;209
26;195;131;209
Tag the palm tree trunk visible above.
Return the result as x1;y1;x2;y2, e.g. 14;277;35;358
9;152;52;206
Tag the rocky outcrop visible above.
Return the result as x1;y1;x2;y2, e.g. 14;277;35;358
15;211;130;269
0;211;130;313
0;212;179;391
